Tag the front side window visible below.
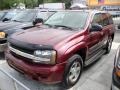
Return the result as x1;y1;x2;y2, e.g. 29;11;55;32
92;14;102;25
45;11;88;29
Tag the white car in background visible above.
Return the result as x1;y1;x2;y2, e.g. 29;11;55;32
39;3;65;10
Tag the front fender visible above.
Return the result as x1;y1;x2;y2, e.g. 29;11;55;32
57;42;88;63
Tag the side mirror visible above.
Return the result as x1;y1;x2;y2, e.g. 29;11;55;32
90;24;103;32
33;18;44;26
2;18;10;22
118;24;120;29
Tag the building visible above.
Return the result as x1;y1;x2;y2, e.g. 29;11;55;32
87;0;120;17
87;0;120;7
72;0;87;5
39;3;65;10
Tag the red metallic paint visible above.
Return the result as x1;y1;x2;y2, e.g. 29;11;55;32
5;10;116;84
6;49;67;83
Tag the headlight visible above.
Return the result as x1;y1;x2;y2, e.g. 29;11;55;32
0;32;5;38
115;46;120;77
34;50;56;64
115;47;120;69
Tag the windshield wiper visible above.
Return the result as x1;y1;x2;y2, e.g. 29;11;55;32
44;24;53;27
12;20;22;22
54;25;74;30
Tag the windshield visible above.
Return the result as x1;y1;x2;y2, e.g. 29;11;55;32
12;10;36;22
0;12;6;20
37;11;55;21
3;11;18;20
45;11;88;29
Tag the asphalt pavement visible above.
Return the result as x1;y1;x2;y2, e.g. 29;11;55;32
0;30;120;90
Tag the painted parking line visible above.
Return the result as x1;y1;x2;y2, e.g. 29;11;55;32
112;42;120;50
0;61;6;64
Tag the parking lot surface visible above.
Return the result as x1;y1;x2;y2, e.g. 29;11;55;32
0;30;120;90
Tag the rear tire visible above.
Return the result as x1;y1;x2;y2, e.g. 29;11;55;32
105;36;112;54
62;54;83;89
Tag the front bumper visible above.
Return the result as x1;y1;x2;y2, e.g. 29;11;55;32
0;43;7;52
5;50;66;84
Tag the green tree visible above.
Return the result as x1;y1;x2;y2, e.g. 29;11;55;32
44;0;61;3
64;0;71;9
0;0;71;10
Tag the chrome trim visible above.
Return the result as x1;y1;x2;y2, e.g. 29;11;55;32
85;50;105;66
8;45;50;62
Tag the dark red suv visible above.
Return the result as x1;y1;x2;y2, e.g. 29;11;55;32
5;10;115;88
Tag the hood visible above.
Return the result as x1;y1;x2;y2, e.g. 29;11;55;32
0;21;32;32
10;27;77;46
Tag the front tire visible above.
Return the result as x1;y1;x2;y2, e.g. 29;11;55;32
62;54;83;89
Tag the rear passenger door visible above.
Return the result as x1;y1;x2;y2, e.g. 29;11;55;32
98;13;112;48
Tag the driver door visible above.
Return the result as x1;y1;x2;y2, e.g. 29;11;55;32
86;13;102;60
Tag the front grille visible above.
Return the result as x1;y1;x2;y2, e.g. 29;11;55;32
8;44;35;60
0;39;7;44
10;51;33;63
8;43;48;63
10;43;34;54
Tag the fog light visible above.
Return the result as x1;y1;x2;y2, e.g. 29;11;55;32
0;32;5;38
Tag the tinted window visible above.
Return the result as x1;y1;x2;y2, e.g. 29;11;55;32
101;13;109;26
108;14;113;24
92;13;111;26
92;13;103;25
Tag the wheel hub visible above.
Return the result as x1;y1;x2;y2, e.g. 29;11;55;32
68;61;81;83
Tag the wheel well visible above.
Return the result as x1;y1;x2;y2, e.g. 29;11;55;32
75;48;87;63
111;33;114;41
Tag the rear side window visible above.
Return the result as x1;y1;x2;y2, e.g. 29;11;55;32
92;13;112;27
108;14;113;24
101;13;113;25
